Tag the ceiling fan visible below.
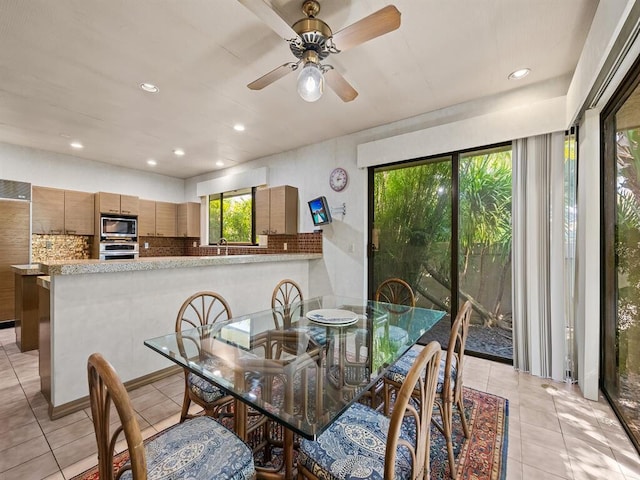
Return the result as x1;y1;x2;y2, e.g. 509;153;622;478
239;0;401;102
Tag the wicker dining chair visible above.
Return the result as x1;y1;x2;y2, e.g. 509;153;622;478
271;279;327;351
271;279;304;329
87;352;256;480
175;291;234;423
298;341;442;480
384;300;473;479
356;278;415;361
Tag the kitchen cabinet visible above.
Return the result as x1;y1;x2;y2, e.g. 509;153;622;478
32;186;64;234
177;202;200;237
138;199;156;237
63;190;94;235
0;200;30;321
138;200;179;237
95;192;139;216
32;186;93;235
155;202;177;237
255;185;298;235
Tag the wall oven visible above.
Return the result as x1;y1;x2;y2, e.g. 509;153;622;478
100;216;137;240
99;242;139;261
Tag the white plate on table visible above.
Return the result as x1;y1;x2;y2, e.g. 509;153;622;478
306;309;359;326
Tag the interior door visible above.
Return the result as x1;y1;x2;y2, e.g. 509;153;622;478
0;199;30;321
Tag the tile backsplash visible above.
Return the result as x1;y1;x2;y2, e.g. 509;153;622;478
30;232;322;261
32;234;91;262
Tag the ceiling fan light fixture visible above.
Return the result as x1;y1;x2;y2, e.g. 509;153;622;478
297;61;324;102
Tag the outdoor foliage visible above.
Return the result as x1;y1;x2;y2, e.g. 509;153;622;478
372;149;512;328
209;192;252;244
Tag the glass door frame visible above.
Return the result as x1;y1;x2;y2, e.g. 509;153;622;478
366;141;512;364
601;53;640;454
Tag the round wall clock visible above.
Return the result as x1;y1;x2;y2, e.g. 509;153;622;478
329;167;348;192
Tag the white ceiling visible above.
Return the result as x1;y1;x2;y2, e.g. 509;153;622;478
0;0;599;179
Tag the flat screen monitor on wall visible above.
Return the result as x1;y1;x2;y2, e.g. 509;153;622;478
308;196;332;226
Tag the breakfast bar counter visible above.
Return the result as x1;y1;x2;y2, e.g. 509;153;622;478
39;253;323;418
41;253;322;275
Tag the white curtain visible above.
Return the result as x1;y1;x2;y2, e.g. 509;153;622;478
512;132;567;380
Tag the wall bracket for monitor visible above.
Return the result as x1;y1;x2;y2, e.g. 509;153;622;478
331;202;346;217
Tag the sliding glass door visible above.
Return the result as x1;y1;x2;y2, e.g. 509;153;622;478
369;144;512;361
602;57;640;452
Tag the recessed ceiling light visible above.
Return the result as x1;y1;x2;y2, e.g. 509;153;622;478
216;160;224;167
233;124;245;132
508;68;531;80
147;159;157;166
140;82;159;93
173;148;185;157
70;141;84;149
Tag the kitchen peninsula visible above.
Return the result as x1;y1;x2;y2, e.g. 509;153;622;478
38;253;322;419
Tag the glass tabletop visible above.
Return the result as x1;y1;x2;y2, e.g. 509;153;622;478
144;295;445;439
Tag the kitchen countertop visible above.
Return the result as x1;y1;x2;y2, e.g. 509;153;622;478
11;264;43;275
41;253;323;276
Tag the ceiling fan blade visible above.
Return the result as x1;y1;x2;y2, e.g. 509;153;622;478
236;0;299;41
247;63;297;90
331;5;401;52
325;69;358;102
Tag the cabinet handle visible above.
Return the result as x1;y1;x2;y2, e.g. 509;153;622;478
66;229;76;235
50;229;62;235
109;209;118;213
122;210;130;214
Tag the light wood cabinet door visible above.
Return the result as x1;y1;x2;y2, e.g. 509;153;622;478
155;202;177;237
32;186;65;234
96;192;139;215
269;185;298;234
120;195;139;216
138;199;156;237
255;188;271;235
96;192;121;215
177;202;200;237
64;190;94;235
0;200;30;321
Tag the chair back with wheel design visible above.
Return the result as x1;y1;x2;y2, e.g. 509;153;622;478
175;291;234;423
88;352;148;479
375;278;416;311
175;291;232;333
271;279;303;329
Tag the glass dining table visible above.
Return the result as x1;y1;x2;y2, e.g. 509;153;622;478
144;295;445;480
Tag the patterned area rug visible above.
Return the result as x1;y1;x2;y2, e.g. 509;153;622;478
73;387;508;480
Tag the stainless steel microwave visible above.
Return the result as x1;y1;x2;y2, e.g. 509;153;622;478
100;216;137;239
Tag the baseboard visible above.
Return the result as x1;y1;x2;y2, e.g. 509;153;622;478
48;364;182;420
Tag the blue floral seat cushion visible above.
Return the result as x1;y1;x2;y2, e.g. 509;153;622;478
121;416;255;480
291;325;328;346
298;402;416;480
385;348;454;393
187;358;229;403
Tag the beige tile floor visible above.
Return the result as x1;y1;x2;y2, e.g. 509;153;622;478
1;326;639;480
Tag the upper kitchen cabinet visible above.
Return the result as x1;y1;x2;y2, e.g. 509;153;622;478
138;199;156;237
255;185;298;235
177;202;200;237
95;192;139;216
32;187;94;235
63;190;94;235
155;201;177;237
32;187;64;234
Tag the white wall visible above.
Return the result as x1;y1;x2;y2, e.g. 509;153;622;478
0;142;185;202
185;79;572;303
